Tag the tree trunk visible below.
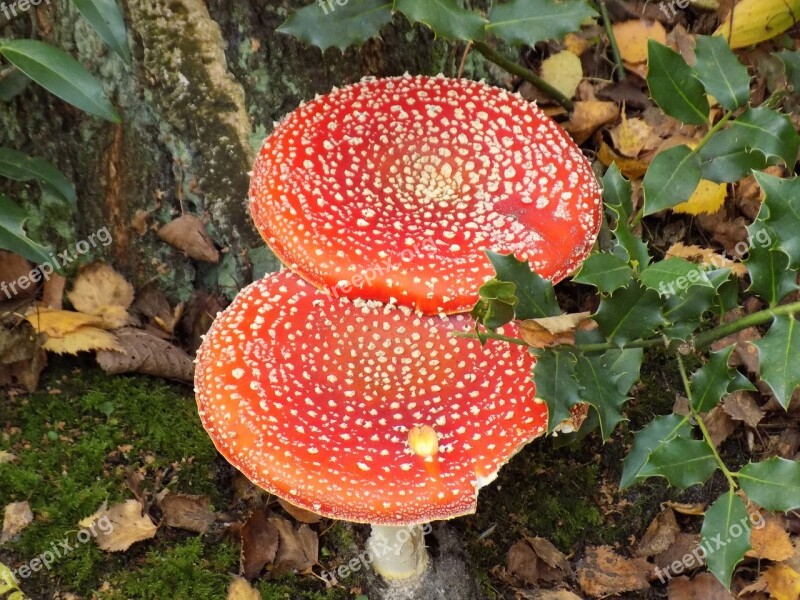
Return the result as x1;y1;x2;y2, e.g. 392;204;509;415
0;0;497;301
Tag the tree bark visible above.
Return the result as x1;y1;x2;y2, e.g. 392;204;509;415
0;0;496;301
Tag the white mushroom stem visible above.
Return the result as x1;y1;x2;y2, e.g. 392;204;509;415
367;524;430;581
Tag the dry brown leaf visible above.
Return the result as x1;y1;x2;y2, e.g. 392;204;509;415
747;514;794;562
0;451;17;465
696;211;750;256
157;214;220;263
654;533;703;572
664;502;706;516
277;499;322;524
90;499;158;552
0;251;35;299
540;51;583;100
67;263;134;329
24;308;105;337
43;326;122;355
564;100;620;145
577;546;651;597
637;508;679;558
722;391;764;429
612;19;667;64
227;576;261;600
665;243;747;277
507;537;572;585
95;327;194;382
269;517;319;576
597;142;649;179
763;564;800;600
610;117;655;158
667;573;734;599
78;501;108;529
160;493;216;534
704;406;736;448
519;312;594;348
1;501;33;544
240;509;279;580
514;589;582;600
0;325;46;392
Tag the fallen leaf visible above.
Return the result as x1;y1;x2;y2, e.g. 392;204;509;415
519;312;594;348
0;251;34;299
609;117;656;158
763;564;800;600
240;509;279;580
67;263;134;329
41;274;66;309
507;537;572;585
540;51;583;100
157;214;220;263
664;502;706;516
269;517;319;575
597;142;650;179
514;590;582;600
79;501;108;529
715;0;800;48
673;180;727;216
0;560;28;598
1;501;33;544
277;499;322;524
747;513;794;562
24;308;105;337
654;533;703;572
160;493;216;534
227;576;261;600
89;499;158;552
665;243;747;277
704;406;736;447
0;451;17;465
722;391;764;429
612;19;667;64
637;508;680;557
696;211;750;256
667;573;734;599
95;327;194;382
43;326;122;355
577;545;651;597
564;100;620;145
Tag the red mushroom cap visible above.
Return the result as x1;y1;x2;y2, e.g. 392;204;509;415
249;75;602;315
195;270;545;525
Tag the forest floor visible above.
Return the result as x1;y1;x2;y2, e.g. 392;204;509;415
0;353;704;600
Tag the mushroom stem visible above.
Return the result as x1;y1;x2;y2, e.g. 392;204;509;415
367;524;430;581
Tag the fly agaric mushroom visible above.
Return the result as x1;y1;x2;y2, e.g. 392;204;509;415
249;75;602;315
194;270;546;583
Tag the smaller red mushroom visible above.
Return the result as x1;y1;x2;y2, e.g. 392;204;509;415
249;75;602;315
194;270;546;582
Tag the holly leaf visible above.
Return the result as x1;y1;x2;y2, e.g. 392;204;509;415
472;279;518;330
277;0;393;51
572;252;632;293
729;107;800;170
394;0;486;41
638;438;718;488
486;0;597;46
662;269;732;340
486;250;560;319
691;345;755;413
753;173;800;266
531;347;582;433
693;35;751;111
620;413;692;490
643;145;703;215
0;194;54;266
777;49;800;91
646;40;709;125
603;165;650;269
639;257;712;296
738;457;800;512
745;244;798;306
699;127;777;183
701;491;750;589
594;281;664;346
752;315;800;409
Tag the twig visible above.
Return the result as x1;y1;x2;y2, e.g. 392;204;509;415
599;0;626;81
472;40;575;111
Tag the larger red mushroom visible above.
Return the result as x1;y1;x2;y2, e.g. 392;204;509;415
249;75;602;315
195;270;546;582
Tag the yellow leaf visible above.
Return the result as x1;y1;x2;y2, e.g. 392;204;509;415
67;263;134;328
42;327;122;355
24;308;105;337
564;100;620;145
610;116;655;158
612;19;667;64
747;514;795;562
715;0;800;48
540;51;583;100
597;142;650;179
673;179;727;215
87;499;158;552
764;564;800;600
227;576;261;600
666;242;747;277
